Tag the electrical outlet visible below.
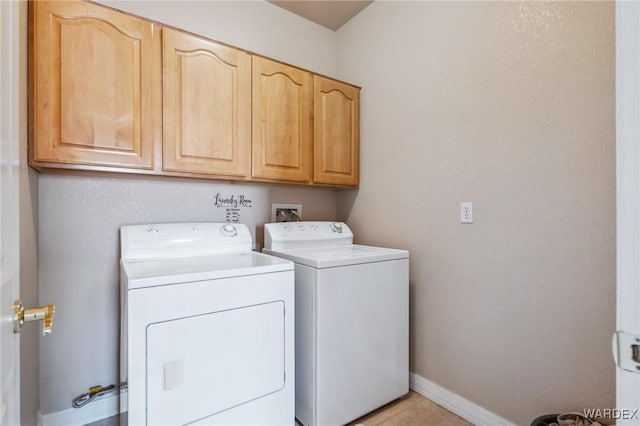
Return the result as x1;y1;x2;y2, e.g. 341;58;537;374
460;202;473;224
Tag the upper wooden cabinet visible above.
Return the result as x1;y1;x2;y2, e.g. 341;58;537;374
163;28;251;178
31;1;157;170
30;0;360;187
252;56;313;183
313;76;360;187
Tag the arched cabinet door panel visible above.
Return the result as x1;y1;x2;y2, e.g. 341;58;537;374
252;56;313;183
163;28;251;178
31;1;157;169
313;76;360;187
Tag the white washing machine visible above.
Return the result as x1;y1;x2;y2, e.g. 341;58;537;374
120;223;294;426
263;221;409;426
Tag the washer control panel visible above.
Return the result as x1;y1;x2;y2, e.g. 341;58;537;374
330;222;343;233
283;223;320;233
264;221;353;250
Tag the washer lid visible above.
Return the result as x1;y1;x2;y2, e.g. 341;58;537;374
263;244;409;269
122;251;293;289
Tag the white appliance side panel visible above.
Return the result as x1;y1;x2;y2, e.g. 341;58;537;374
120;268;129;413
126;271;294;426
147;302;285;425
293;264;317;426
315;259;409;426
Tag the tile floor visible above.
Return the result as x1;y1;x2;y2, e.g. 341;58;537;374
346;391;470;426
85;391;470;426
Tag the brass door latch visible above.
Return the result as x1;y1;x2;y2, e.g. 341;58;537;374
13;300;55;335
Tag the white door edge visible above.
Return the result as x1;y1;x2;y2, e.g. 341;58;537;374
616;0;640;420
0;0;22;424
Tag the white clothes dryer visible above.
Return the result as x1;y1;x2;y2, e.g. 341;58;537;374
120;223;294;426
263;222;409;426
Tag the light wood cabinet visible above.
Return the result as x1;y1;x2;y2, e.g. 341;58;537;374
252;56;313;183
163;28;251;178
30;0;360;187
30;1;157;170
313;76;360;187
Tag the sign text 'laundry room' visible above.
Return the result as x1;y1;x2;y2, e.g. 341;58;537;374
213;193;253;223
213;193;252;208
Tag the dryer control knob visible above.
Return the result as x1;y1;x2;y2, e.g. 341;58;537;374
330;222;343;233
220;223;238;237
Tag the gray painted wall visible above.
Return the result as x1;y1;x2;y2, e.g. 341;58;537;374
335;2;615;424
38;175;337;414
99;0;337;77
31;1;616;422
37;1;338;415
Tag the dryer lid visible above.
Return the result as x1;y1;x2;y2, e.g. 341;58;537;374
121;251;292;289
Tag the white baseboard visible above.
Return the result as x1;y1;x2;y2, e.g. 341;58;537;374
41;392;125;426
409;372;516;426
41;376;510;426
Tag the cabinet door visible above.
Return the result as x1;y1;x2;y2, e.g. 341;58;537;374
31;1;156;169
163;28;251;178
252;57;312;183
314;76;360;187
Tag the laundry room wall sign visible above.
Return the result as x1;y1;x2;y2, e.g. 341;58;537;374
213;193;253;223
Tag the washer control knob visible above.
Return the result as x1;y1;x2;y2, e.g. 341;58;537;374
220;223;238;237
310;224;318;231
284;225;293;231
330;222;343;233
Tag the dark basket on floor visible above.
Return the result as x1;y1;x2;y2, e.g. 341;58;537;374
531;414;559;426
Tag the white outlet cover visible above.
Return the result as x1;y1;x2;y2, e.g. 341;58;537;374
271;203;302;222
460;202;473;224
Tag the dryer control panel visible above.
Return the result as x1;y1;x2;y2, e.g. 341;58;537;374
121;223;252;260
264;221;353;250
